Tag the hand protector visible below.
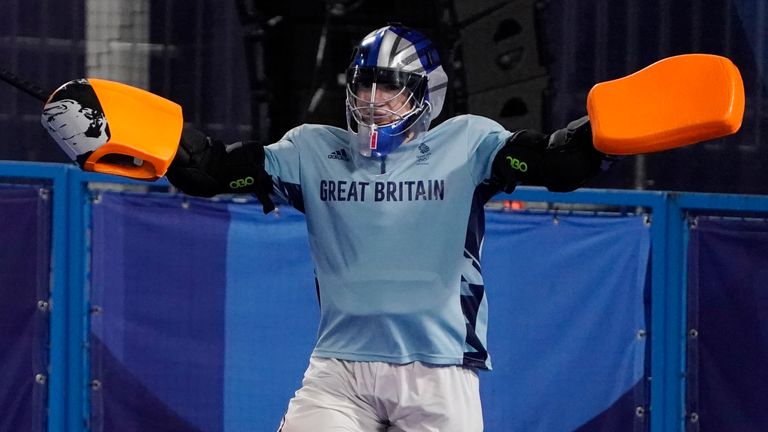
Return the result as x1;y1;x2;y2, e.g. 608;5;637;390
588;54;744;154
41;78;183;180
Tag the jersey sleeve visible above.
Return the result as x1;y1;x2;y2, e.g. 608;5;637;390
464;115;515;185
263;126;306;212
263;126;303;183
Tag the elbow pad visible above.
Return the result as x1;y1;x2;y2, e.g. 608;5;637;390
491;117;608;193
166;127;275;213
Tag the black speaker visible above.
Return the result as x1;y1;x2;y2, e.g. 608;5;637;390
453;0;509;23
466;76;548;131
459;0;547;94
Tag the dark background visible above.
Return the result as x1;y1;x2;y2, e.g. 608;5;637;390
1;0;766;194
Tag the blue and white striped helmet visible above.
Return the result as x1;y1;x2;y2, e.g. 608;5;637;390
345;25;448;158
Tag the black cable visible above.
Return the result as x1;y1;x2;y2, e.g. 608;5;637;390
302;6;333;123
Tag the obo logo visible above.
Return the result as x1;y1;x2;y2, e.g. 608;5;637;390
229;177;255;189
506;156;528;173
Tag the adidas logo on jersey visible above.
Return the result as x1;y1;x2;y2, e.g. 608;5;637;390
328;149;350;161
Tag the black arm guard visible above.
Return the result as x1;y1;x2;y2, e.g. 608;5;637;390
166;127;275;213
491;116;608;193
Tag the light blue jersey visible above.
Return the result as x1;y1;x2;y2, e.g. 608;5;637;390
263;114;513;369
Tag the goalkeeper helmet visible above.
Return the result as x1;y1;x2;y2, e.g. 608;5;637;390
345;25;448;158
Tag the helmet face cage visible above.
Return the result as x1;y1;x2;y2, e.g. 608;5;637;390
346;67;427;130
345;25;448;158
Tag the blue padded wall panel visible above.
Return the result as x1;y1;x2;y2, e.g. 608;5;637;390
687;217;768;432
0;186;51;432
481;212;649;432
